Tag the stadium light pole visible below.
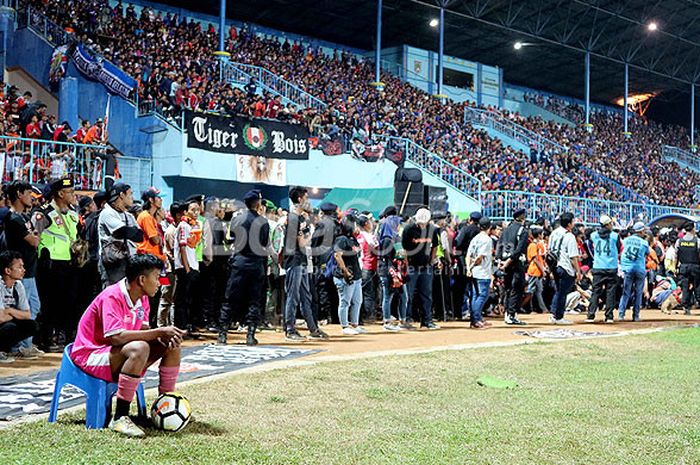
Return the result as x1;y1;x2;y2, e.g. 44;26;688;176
370;0;385;91
623;61;630;137
692;82;696;151
218;0;226;52
213;0;231;80
434;5;447;101
584;50;592;132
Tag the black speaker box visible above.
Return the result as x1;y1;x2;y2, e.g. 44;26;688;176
394;168;422;183
424;185;448;214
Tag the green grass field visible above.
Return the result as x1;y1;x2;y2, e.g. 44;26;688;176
3;328;700;465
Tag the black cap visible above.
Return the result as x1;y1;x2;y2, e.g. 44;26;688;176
50;177;74;193
470;211;483;221
380;205;397;218
186;194;204;203
93;190;108;207
108;182;131;202
513;208;526;219
78;196;94;211
319;202;338;214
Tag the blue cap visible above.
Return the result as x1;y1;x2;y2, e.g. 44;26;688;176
319;202;338;213
470;211;482;220
243;189;263;203
513;208;527;219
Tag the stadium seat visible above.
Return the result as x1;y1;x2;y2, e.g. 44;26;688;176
48;344;147;429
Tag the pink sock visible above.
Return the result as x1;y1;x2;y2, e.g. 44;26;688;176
159;366;180;394
116;373;142;403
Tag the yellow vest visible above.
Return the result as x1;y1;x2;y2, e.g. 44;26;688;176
38;207;79;261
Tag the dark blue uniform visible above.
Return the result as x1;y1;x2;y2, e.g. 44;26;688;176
219;208;270;341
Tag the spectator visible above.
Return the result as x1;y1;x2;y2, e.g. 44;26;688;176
618;222;651;322
0;251;38;363
98;182;143;286
173;199;201;335
402;208;440;330
4;180;41;359
548;212;581;325
333;216;365;335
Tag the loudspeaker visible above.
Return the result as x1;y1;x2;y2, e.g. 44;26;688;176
424;186;448;214
394;168;422;183
394;180;425;212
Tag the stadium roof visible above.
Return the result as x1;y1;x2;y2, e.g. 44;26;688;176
171;0;700;105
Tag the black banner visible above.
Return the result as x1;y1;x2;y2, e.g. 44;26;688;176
186;111;310;160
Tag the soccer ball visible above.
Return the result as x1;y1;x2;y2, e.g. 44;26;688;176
150;392;192;432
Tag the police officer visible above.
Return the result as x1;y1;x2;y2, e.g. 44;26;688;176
497;208;528;325
675;222;700;316
34;178;79;352
218;190;270;346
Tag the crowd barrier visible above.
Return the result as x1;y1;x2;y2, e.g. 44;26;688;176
0;135;107;190
481;190;700;226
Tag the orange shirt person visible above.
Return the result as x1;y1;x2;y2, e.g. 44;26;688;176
83;119;104;144
136;187;166;261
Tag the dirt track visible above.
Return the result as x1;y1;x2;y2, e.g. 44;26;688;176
1;309;697;378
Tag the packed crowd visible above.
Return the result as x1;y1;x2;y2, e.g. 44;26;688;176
27;0;700;208
0;83;110;188
1;178;696;367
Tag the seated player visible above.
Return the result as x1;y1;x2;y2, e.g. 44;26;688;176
71;254;186;437
0;251;38;363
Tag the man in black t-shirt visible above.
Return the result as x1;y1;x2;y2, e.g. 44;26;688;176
401;208;440;330
4;181;42;358
454;211;482;319
281;187;327;342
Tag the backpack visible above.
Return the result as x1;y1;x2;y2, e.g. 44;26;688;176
323;252;337;279
546;234;564;272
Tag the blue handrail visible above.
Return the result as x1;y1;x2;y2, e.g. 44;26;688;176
481;190;700;226
663;144;700;173
0;135;108;189
374;134;481;202
225;61;327;110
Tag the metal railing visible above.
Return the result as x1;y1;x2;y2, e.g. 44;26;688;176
464;106;567;154
0;135;108;189
579;166;651;204
663;144;700;173
117;155;153;196
481;190;700;226
16;2;70;47
225;61;327;110
374;134;481;202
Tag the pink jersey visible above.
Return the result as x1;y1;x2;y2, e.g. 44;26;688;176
71;279;150;381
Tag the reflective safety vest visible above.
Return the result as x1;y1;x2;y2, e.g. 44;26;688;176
195;215;205;262
38;207;79;261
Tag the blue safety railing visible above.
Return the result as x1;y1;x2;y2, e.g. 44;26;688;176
463;106;567;154
579;166;651;204
224;61;327;111
374;134;481;202
0;135;108;189
663;144;700;173
481;190;700;226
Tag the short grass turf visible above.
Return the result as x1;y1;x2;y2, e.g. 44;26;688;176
3;328;700;465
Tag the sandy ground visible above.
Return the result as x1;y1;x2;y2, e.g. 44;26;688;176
1;308;698;378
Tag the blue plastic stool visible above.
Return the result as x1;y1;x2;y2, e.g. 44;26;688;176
48;343;147;429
